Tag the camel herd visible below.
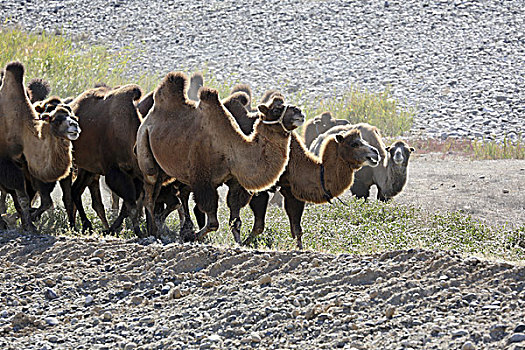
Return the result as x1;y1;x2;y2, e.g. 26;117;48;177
0;61;414;249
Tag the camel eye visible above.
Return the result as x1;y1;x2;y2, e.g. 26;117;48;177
351;142;360;148
271;108;282;117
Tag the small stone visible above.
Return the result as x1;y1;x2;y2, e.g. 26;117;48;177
206;334;222;343
102;311;112;321
452;329;469;338
169;287;182;299
48;335;59;343
124;342;137;350
509;334;525;344
250;332;262;343
122;282;133;290
92;249;105;258
131;295;143;305
84;295;94;306
385;306;395;319
515;325;525;333
43;278;56;287
503;189;510;194
462;341;476;350
45;288;58;300
161;285;171;295
258;274;272;286
44;317;60;326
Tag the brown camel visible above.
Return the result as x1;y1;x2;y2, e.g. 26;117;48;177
136;71;305;240
310;123;414;201
242;129;380;249
187;91;381;249
0;62;79;231
302;111;350;148
68;84;144;236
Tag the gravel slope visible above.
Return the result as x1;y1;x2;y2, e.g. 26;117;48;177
1;0;524;141
1;231;524;350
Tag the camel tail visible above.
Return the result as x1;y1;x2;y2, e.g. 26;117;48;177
136;127;159;184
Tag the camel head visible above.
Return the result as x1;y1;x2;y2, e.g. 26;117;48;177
334;129;381;168
35;99;81;141
257;96;305;133
386;141;415;166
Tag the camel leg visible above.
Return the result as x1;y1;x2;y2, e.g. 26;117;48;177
0;158;35;232
29;179;56;222
59;174;76;229
243;191;270;247
350;183;370;200
110;191;120;211
72;169;97;232
154;185;181;233
179;184;196;241
280;186;306;250
105;168;142;237
87;176;110;230
193;182;219;242
143;178;163;238
0;190;7;215
226;179;253;244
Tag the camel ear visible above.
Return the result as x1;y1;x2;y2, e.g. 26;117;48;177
258;104;269;115
385;146;391;152
410;147;415;152
34;102;46;114
40;112;53;122
335;134;344;143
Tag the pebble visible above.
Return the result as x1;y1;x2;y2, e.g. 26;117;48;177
102;311;112;322
84;295;94;306
509;334;525;344
44;288;58;300
462;341;476;350
44;317;60;326
124;342;137;350
258;275;272;286
169;287;183;299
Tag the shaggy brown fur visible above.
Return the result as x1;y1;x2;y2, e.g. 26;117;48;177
69;84;144;235
136;71;305;239
260;89;281;105
302;111;350;148
0;62;78;231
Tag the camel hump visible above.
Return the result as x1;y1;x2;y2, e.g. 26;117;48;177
320;111;333;122
224;91;250;107
27;78;51;103
118;84;142;102
4;61;25;83
156;71;188;105
199;87;220;105
230;84;252;103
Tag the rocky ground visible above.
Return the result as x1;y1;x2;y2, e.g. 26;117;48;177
1;0;524;142
1;231;524;350
1;1;525;349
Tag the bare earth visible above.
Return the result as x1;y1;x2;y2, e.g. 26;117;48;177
0;158;524;350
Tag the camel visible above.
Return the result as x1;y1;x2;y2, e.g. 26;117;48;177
309;123;414;201
68;84;145;236
0;62;80;231
302;111;350;148
188;93;380;248
135;71;305;240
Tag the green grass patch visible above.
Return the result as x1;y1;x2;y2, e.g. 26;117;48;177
200;195;524;261
297;86;415;137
